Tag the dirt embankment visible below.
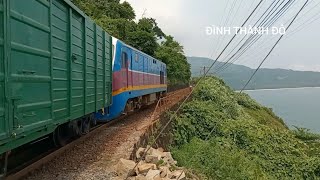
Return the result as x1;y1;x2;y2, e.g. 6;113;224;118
26;89;190;180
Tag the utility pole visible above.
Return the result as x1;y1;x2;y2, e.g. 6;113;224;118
200;66;211;76
141;9;147;18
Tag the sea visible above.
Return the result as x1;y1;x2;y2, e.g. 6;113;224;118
245;87;320;133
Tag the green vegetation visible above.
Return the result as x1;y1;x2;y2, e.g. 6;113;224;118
72;0;191;85
292;127;320;141
188;56;320;90
71;1;320;178
171;77;320;179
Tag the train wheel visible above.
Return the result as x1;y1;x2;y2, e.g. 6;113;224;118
53;125;69;147
81;116;90;135
0;152;8;179
90;114;97;127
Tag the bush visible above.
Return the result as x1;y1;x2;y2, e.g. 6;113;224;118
172;100;227;145
236;93;261;110
292;127;320;141
171;76;320;179
172;138;268;180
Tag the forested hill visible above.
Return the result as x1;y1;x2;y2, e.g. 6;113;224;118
188;56;320;90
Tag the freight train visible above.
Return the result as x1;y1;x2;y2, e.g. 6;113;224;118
0;0;167;175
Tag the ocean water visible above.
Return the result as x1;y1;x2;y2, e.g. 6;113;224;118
245;87;320;133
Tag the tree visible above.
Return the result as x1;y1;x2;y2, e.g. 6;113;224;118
72;0;135;20
72;0;191;85
96;16;137;41
155;36;191;85
127;31;158;56
137;18;165;39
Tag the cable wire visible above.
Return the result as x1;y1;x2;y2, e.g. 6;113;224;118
124;1;264;179
177;1;310;179
240;0;310;92
216;0;297;73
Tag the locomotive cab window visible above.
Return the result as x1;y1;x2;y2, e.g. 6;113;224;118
121;51;128;68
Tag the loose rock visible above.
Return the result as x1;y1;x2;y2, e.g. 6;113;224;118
151;148;163;157
159;166;170;178
114;147;192;180
136;147;146;159
116;158;136;176
137;163;157;174
170;170;186;180
145;154;161;164
135;175;148;180
145;170;160;179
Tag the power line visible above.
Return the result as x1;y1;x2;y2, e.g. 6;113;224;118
177;1;310;179
211;0;264;68
213;0;281;71
228;0;245;29
286;13;320;38
213;0;318;75
219;0;320;68
214;0;239;58
218;0;320;73
125;1;264;179
240;0;310;92
215;0;297;73
216;1;320;74
214;0;319;74
209;0;231;59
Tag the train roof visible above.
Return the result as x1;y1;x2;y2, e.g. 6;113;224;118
113;37;166;66
64;0;165;67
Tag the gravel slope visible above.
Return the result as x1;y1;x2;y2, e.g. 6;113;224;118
26;107;156;180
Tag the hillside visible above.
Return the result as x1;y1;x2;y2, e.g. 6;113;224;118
170;77;320;179
188;56;320;90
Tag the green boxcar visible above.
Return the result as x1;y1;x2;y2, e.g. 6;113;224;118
0;0;112;154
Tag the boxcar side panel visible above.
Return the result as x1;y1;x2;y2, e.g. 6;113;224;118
96;26;104;110
105;33;112;106
52;0;69;122
0;0;6;139
9;0;52;132
70;10;85;119
85;20;96;114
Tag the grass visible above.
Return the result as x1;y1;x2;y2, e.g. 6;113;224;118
170;76;320;179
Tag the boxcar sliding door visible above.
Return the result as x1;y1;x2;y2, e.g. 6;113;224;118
9;0;52;134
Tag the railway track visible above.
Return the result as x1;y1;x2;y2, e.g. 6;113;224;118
6;87;191;180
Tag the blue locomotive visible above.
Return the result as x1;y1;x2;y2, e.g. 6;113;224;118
95;38;167;121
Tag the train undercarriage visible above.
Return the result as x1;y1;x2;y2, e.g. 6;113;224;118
0;91;167;178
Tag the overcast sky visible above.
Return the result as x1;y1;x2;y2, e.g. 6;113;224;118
123;0;320;72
